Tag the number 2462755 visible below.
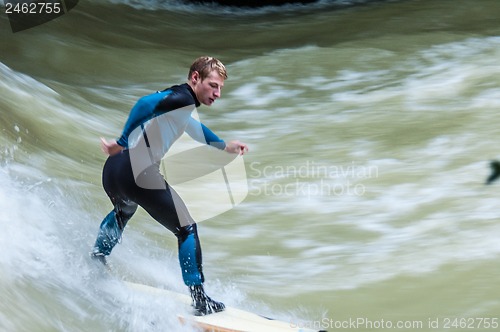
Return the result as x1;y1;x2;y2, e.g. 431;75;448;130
5;2;62;15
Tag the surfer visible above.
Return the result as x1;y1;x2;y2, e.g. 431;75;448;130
90;56;248;315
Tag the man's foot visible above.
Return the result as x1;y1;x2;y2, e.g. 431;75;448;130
189;284;225;316
90;250;107;266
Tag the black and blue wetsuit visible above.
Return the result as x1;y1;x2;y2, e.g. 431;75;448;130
93;83;225;288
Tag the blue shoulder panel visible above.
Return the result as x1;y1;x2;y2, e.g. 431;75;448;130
116;91;171;148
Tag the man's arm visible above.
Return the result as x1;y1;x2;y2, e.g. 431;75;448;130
116;91;172;148
185;117;225;149
184;117;248;155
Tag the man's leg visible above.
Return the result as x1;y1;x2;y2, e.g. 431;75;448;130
137;184;225;315
177;224;225;316
91;200;138;265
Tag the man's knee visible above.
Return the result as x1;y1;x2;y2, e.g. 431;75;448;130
115;200;137;229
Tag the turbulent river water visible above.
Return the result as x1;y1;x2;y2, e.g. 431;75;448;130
1;0;500;331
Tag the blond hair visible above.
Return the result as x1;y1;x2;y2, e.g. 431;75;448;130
188;56;228;81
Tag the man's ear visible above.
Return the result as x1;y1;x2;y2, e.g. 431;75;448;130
190;71;200;85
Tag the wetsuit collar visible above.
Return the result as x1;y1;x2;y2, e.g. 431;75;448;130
184;83;201;107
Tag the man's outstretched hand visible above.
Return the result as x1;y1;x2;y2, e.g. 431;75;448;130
224;140;249;155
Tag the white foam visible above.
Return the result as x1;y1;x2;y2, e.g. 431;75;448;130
0;163;200;330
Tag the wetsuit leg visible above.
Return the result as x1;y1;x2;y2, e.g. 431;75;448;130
131;180;205;286
93;199;137;256
177;224;204;286
92;151;138;257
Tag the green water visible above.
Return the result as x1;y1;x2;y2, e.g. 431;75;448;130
1;0;500;331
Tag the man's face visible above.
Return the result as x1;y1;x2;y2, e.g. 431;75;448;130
191;70;225;106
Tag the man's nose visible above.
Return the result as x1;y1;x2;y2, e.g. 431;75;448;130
214;87;221;98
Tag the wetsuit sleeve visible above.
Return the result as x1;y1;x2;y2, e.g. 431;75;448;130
185;117;226;150
116;92;169;148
